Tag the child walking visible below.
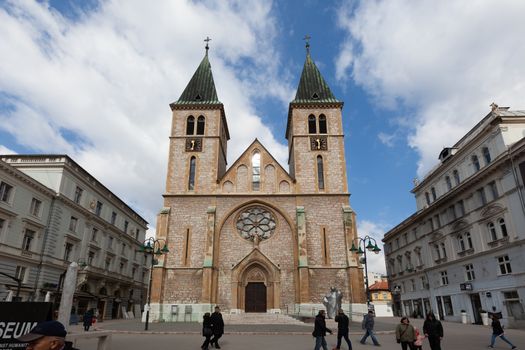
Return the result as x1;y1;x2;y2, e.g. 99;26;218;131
414;327;425;350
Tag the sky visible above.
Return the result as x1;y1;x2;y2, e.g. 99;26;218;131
1;0;525;275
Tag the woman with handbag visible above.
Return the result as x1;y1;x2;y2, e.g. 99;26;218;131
201;312;213;350
395;317;416;350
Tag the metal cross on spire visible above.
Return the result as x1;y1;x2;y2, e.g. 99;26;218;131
303;35;311;54
204;36;212;54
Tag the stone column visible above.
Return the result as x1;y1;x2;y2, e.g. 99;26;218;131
296;207;310;303
58;262;78;330
201;206;216;303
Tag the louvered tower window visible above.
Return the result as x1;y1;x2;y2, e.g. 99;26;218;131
319;114;327;134
308;115;316;134
186;116;195;135
196;116;205;135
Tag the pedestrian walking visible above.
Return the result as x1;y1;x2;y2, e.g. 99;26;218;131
201;312;213;350
334;309;352;350
360;310;381;346
413;327;425;350
312;309;333;350
423;313;443;350
488;314;517;349
395;317;416;350
210;306;225;349
82;309;94;331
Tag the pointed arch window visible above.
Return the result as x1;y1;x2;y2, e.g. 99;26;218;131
196;116;205;135
308;115;317;134
188;156;196;190
252;151;261;191
186;116;195;135
319;114;327;134
317;155;325;190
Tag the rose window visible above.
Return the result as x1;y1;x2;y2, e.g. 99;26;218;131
236;207;276;241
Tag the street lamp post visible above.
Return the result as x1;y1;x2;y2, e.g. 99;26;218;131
140;237;169;331
349;235;381;307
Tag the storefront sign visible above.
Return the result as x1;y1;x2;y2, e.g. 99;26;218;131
0;302;52;350
460;283;473;291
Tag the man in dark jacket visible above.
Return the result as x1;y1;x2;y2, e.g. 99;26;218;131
423;313;443;350
334;309;352;350
313;309;333;350
210;306;225;349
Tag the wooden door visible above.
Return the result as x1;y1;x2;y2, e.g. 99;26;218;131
245;282;267;312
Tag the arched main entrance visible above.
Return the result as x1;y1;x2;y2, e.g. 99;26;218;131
245;282;267;312
231;249;281;313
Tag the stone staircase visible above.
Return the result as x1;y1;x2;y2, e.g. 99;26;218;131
223;313;307;325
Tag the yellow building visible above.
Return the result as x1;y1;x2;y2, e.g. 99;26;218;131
369;281;393;316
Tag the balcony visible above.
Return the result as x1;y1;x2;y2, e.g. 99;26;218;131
457;248;474;257
21;250;33;258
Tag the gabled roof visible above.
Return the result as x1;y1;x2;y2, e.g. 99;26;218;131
292;52;340;104
172;53;220;106
219;138;294;183
369;281;389;291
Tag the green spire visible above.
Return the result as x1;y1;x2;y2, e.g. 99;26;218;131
292;51;339;104
173;52;220;106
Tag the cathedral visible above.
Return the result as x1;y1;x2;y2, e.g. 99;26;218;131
149;43;366;321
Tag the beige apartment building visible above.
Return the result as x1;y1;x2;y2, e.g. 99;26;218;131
0;155;148;320
383;106;525;328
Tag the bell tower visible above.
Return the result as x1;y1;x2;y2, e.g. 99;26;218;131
286;42;348;194
166;44;230;195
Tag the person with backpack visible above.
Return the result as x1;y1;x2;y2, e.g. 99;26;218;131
360;310;381;346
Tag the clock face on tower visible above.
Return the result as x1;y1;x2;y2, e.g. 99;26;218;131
236;206;276;242
185;138;202;152
310;136;327;151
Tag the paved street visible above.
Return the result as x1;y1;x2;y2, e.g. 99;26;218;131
68;317;525;350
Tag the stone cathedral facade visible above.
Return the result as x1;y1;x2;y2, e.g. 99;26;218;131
149;47;366;321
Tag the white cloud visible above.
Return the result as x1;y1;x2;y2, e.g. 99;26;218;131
336;0;525;177
377;132;395;147
0;0;293;229
357;220;389;274
0;145;16;155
